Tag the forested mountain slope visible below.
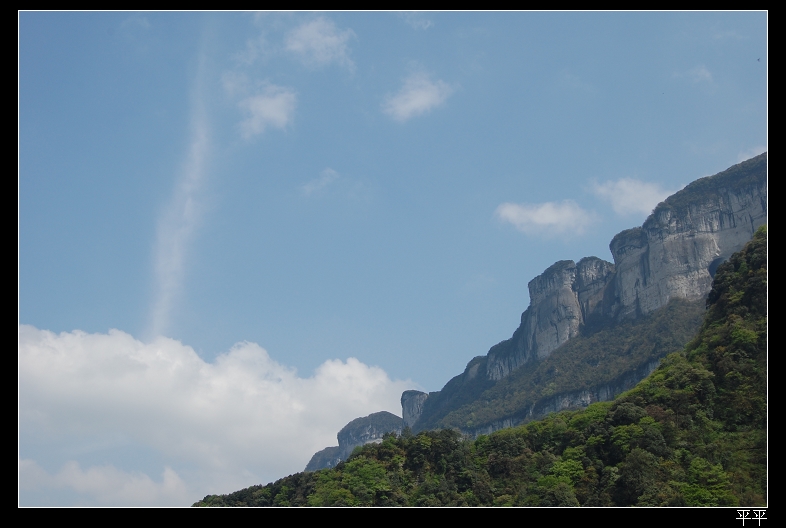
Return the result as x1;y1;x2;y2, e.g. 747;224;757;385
194;226;766;507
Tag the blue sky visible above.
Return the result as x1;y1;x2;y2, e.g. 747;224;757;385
19;11;766;505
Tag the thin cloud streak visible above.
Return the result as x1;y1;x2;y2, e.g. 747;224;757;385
149;75;210;338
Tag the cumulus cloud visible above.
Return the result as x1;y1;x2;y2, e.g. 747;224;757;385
590;178;676;216
19;324;412;505
238;83;297;139
382;72;454;122
221;73;296;139
285;17;355;69
301;168;340;195
19;459;189;507
495;200;597;237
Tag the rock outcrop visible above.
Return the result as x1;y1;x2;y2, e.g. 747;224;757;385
607;169;767;320
403;153;767;430
401;390;429;429
304;446;343;472
304;411;403;472
486;257;616;381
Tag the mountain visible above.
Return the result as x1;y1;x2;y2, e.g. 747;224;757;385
305;411;402;472
193;226;766;506
404;153;767;435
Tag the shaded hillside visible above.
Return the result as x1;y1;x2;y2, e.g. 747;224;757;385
193;226;766;507
416;297;705;434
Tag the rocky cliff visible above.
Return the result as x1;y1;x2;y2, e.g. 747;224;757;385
486;257;616;381
405;153;767;431
305;411;403;472
607;159;767;320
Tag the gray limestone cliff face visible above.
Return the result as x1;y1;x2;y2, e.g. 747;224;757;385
401;390;429;429
336;411;402;451
608;173;767;320
304;411;402;472
486;257;615;381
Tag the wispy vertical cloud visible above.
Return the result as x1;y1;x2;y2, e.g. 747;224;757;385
149;56;210;338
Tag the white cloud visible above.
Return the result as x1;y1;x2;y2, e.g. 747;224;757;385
737;145;766;163
688;65;713;83
221;71;251;99
150;61;210;338
19;459;189;507
590;178;676;216
557;70;595;94
713;29;744;40
120;16;150;31
495;200;597;237
233;33;271;66
301;168;340;195
238;84;297;139
674;65;713;84
382;72;454;122
399;12;433;30
285;17;355;69
19;324;412;506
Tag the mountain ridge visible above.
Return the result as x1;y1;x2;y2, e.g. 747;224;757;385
404;153;766;434
300;153;767;470
193;225;766;506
